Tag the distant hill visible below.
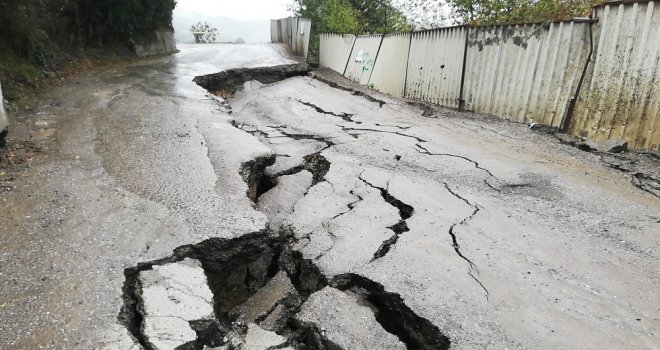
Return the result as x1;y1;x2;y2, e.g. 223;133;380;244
173;10;273;44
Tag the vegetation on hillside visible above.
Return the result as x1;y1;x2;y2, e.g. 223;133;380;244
447;0;596;25
290;0;412;58
0;0;176;107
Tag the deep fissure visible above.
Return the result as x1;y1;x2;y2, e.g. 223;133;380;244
358;175;414;261
117;153;450;350
193;64;310;98
115;67;455;349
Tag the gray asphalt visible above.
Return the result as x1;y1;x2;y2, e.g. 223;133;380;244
0;43;658;349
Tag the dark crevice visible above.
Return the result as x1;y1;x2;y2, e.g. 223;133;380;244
118;268;148;349
175;320;226;350
193;64;310;98
250;151;331;203
303;153;331;185
309;75;386;108
231;121;336;153
297;100;361;124
240;154;277;202
340;126;426;143
231;119;334;202
543;130;659;198
416;143;496;178
271;165;305;178
358;175;414;261
442;183;489;300
115;61;454;349
331;274;451;350
118;148;451;350
118;231;278;349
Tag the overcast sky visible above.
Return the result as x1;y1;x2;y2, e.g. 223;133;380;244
175;0;291;20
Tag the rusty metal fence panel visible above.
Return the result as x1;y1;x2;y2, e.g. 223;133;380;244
464;22;589;126
405;27;468;108
569;1;660;150
319;33;356;74
368;33;411;97
344;35;384;85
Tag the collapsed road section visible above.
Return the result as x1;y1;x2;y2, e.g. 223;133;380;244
117;64;451;350
116;62;660;350
118;225;451;350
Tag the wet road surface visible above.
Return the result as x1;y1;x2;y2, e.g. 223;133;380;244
0;43;658;349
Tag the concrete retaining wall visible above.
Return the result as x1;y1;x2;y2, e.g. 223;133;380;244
133;30;177;57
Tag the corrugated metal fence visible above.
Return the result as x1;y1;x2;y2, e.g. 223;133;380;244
369;33;411;97
318;0;659;150
344;35;384;85
406;27;467;107
271;17;311;59
464;21;589;126
569;1;659;150
319;33;355;74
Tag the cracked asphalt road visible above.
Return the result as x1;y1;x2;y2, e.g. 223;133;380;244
0;43;659;349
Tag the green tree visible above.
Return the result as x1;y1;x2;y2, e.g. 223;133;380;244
190;21;218;43
290;0;413;58
445;0;596;25
0;0;177;60
392;0;448;29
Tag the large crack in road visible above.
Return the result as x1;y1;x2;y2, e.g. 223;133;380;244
115;60;657;349
4;45;658;350
116;64;452;350
358;174;414;262
118;155;451;349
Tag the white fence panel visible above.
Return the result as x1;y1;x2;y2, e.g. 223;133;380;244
570;1;660;150
463;22;589;126
319;33;356;74
368;33;411;97
405;27;467;108
344;35;383;85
